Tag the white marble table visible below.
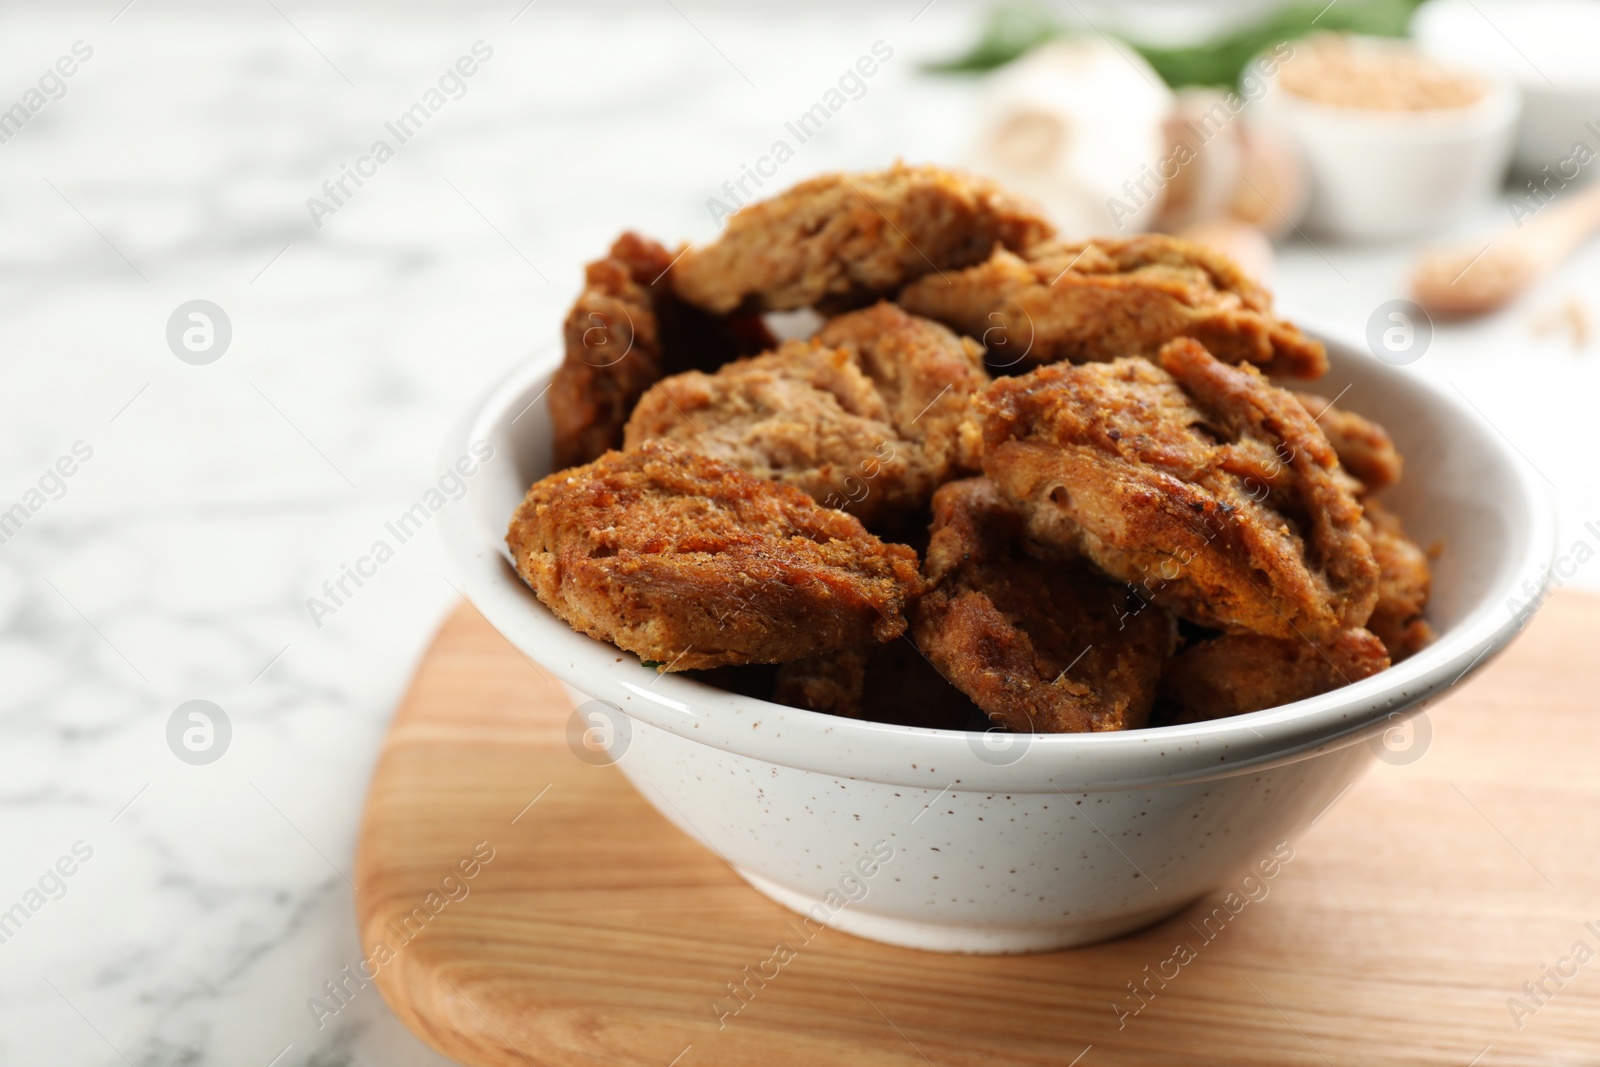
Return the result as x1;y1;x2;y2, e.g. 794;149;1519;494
1;4;1595;1066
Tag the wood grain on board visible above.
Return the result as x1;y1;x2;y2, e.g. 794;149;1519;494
354;593;1600;1067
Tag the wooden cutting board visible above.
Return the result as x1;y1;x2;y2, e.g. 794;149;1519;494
354;592;1600;1067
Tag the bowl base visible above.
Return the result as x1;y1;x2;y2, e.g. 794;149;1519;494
735;868;1197;955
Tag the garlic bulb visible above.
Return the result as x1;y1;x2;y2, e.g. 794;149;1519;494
1156;87;1309;239
968;39;1173;239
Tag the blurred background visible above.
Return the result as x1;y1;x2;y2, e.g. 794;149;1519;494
2;1;1598;1063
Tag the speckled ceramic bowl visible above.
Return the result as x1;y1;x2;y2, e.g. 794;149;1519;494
1253;37;1519;241
440;327;1555;953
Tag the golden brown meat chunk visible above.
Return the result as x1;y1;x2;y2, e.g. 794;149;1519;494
624;340;927;527
774;648;869;719
978;339;1378;643
506;440;923;670
1295;391;1403;492
1363;499;1434;661
548;233;772;470
771;639;982;729
671;163;1055;314
1292;394;1427;657
899;235;1327;378
1159;627;1391;722
549;236;662;470
624;304;988;527
815;301;989;476
913;479;1176;733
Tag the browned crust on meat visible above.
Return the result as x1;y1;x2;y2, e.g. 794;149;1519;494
977;339;1377;642
1161;339;1379;631
623;340;931;527
506;440;923;670
1363;499;1435;661
671;163;1055;314
1159;627;1391;722
624;304;990;527
899;234;1327;378
549;236;664;470
773;648;869;718
815;301;990;475
912;478;1176;733
770;638;984;728
548;232;772;470
1295;391;1403;492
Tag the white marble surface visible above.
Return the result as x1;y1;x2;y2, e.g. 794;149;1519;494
1;3;1597;1066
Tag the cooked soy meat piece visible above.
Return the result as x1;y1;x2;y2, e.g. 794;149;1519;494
900;235;1326;378
977;339;1378;642
913;478;1175;733
672;163;1054;314
507;440;923;670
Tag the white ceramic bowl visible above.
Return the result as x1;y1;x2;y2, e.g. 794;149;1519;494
440;329;1555;953
1253;37;1519;241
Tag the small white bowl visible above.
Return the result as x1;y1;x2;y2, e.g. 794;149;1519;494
441;329;1554;953
1253;38;1519;241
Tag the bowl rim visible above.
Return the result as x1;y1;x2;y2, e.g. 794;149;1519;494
441;324;1557;793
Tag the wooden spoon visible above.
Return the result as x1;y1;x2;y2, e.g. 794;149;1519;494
1412;182;1600;317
